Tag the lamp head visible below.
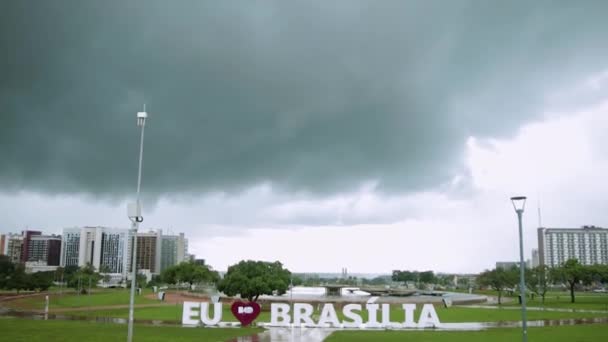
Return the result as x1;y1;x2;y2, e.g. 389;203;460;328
137;111;147;127
510;196;527;212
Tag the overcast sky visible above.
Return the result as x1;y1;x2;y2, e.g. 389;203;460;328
2;1;608;274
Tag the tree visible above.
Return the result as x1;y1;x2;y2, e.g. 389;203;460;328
419;271;436;284
0;255;15;289
550;259;591;303
392;270;417;283
136;273;147;289
291;275;304;286
161;262;219;288
217;260;291;302
67;263;102;294
7;264;28;293
161;265;179;285
30;271;54;291
392;270;435;286
148;274;163;288
589;264;608;285
526;265;550;304
63;265;80;277
477;267;518;304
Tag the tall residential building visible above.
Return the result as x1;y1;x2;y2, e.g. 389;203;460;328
160;233;188;271
3;233;24;264
60;228;81;267
538;226;608;267
135;230;162;274
61;227;132;278
20;230;41;263
27;234;61;266
0;234;6;255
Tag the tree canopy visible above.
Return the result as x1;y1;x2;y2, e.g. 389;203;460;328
217;260;291;302
392;270;436;285
526;265;551;303
477;267;518;304
67;263;102;294
0;255;53;292
161;261;220;287
550;259;593;303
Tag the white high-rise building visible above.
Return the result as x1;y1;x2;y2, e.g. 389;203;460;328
1;233;23;264
538;226;608;267
61;227;132;279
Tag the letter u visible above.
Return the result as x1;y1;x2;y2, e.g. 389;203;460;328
200;302;222;325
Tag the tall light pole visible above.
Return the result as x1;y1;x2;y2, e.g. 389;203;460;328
511;196;527;342
127;108;147;342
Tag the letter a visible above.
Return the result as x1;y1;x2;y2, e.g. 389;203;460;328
318;303;340;327
417;304;441;327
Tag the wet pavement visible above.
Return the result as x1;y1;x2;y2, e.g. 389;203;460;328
227;328;335;342
462;304;608;314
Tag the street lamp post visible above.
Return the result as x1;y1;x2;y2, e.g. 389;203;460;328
511;196;528;342
127;109;147;342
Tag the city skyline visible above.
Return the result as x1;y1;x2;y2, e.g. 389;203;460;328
2;2;608;274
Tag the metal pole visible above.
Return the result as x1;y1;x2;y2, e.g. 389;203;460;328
517;210;528;342
44;295;49;320
290;277;294;326
128;119;145;342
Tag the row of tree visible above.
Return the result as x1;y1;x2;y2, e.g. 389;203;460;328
2;255;294;303
0;255;54;292
392;270;436;284
159;260;293;302
478;259;608;304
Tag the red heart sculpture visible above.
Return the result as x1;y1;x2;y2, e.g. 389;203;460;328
231;301;261;326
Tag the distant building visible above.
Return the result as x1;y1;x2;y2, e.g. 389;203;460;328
60;228;81;267
0;234;6;255
27;234;61;266
20;230;42;262
538;226;608;267
531;249;540;268
3;233;24;264
194;259;205;266
61;227;132;279
25;261;59;274
2;231;60;266
495;262;519;270
160;233;188;271
136;230;162;274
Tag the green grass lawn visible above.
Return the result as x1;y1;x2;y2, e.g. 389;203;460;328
325;324;608;342
501;292;608;311
67;305;273;323
0;317;261;342
5;289;158;310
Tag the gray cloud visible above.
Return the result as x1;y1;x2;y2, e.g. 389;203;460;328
2;1;608;198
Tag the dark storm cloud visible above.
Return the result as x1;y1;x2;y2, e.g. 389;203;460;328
1;1;607;197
